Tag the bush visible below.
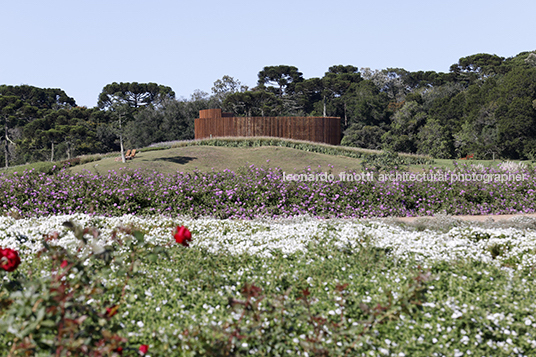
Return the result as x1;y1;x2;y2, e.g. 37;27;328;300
360;150;408;172
0;220;183;356
168;137;435;164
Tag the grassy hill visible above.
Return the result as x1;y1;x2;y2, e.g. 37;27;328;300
69;145;366;176
0;137;519;177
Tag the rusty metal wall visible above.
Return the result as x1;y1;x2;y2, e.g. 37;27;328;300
195;109;341;145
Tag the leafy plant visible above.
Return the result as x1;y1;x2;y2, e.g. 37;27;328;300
180;267;432;356
360;150;408;172
164;137;434;164
0;221;185;356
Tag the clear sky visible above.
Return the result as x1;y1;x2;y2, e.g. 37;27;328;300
1;0;534;108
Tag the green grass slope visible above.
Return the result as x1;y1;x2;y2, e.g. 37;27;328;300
2;137;524;177
68;145;365;176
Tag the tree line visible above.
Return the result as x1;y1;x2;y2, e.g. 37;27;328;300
1;50;536;166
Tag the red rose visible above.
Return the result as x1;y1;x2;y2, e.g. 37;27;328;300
60;260;69;269
0;248;21;272
106;305;118;317
114;346;123;355
174;226;192;247
139;344;149;354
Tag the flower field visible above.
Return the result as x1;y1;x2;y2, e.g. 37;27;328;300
0;163;535;219
1;164;536;356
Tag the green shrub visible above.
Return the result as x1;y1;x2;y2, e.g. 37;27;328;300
167;137;434;163
361;150;409;172
0;221;175;356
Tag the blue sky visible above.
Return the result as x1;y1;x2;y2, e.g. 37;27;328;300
1;0;534;107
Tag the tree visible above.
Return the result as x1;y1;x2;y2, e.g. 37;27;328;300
212;75;246;95
453;100;502;159
0;85;76;110
55;123;87;160
0;95;29;167
17;108;109;163
341;124;385;149
125;98;197;148
343;80;391;130
449;53;506;85
294;77;323;115
497;96;536;159
417;118;454;159
317;65;362;123
403;70;448;90
524;52;536;67
211;75;248;110
450;53;505;74
17;118;48;162
257;65;304;98
223;90;281;117
109;104;133;163
381;101;427;153
44;128;62;162
360;67;408;102
97;82;175;110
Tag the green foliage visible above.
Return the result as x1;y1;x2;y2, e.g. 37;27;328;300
223;90;282;117
257;65;304;98
97;82;175;110
449;53;507;85
184;266;432;356
211;75;249;110
3;216;536;356
0;85;76;110
344;80;392;128
417;118;454;159
167;137;433;164
341;124;385;150
0;221;172;355
3;49;536;166
16;107;115;164
382;101;427;153
360;150;409;172
310;65;363;122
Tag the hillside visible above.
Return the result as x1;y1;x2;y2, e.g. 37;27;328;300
69;145;365;176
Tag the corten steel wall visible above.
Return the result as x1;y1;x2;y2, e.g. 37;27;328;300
195;109;341;145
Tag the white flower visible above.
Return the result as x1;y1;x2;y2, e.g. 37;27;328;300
452;310;463;319
137;321;144;328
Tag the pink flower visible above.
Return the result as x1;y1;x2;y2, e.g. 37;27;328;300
0;248;21;272
174;226;192;247
139;344;149;354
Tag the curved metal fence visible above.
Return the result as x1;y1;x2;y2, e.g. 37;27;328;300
195;109;341;145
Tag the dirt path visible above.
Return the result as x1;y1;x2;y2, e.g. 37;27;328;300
393;213;536;223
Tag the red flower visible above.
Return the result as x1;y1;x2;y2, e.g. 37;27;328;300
106;305;119;317
0;248;21;272
114;346;123;355
174;226;192;247
60;260;69;269
139;344;149;355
